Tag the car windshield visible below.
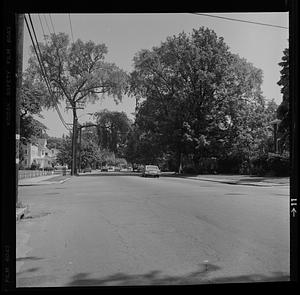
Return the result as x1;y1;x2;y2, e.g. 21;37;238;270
146;165;159;170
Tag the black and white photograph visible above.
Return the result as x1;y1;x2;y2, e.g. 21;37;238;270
2;6;297;289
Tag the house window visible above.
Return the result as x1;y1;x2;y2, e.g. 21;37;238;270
45;152;48;156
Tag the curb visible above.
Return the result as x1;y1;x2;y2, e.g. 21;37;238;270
18;177;71;186
16;206;29;221
183;177;289;187
59;177;71;184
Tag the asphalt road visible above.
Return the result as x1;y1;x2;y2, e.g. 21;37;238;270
16;173;290;287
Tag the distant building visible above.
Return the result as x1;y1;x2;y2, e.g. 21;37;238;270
21;138;60;169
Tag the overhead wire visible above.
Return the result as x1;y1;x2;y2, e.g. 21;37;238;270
68;14;75;43
49;14;56;34
191;13;288;29
37;14;46;38
43;14;52;35
25;14;71;131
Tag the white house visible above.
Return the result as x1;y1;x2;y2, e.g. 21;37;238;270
21;138;59;169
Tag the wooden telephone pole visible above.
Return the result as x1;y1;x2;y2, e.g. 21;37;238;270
66;101;84;175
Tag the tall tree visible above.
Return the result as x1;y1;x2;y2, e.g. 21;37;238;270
26;33;128;174
46;136;65;150
94;110;132;156
20;73;48;143
277;48;289;150
129;27;266;172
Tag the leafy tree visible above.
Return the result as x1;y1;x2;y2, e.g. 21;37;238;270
56;134;73;167
20;73;48;143
46;136;65;150
19;73;49;166
79;140;102;169
26;33;128;173
277;48;289;150
129;27;268;172
94;110;132;156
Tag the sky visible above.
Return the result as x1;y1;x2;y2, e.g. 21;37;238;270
22;13;289;138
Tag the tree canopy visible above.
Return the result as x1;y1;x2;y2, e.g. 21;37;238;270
20;72;48;144
94;109;132;156
27;33;128;110
127;27;276;172
276;48;289;150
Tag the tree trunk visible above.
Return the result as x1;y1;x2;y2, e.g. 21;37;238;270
178;151;183;174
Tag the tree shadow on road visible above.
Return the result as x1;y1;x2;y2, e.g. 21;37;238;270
66;265;289;286
78;173;141;177
16;256;44;261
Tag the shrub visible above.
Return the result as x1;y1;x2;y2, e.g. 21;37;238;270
183;166;198;174
217;156;243;174
266;153;290;176
250;154;268;176
30;163;40;170
250;153;290;176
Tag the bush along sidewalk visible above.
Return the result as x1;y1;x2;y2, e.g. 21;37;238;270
250;152;290;177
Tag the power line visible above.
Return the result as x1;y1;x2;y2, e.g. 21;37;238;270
37;14;46;37
25;14;71;131
43;14;52;35
34;15;71;130
68;14;75;43
49;14;56;34
191;13;288;30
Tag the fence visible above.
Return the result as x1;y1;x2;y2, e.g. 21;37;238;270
18;169;60;180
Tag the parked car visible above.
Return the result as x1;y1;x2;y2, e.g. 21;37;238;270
141;165;161;177
83;166;92;173
107;166;115;172
101;166;108;172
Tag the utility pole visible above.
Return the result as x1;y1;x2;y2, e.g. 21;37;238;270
16;14;24;204
66;101;83;176
71;109;78;176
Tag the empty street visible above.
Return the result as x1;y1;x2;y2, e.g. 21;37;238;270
16;173;290;286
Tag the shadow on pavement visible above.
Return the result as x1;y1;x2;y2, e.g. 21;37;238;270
16;256;44;261
17;267;40;275
212;272;289;283
78;172;141;177
66;267;289;286
66;264;221;286
236;177;289;184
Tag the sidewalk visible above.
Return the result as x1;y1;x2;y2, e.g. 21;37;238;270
177;174;290;187
17;175;71;221
18;174;71;186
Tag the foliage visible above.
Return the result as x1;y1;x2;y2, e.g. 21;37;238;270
30;162;40;170
46;136;65;150
20;73;48;145
250;152;290;176
56;135;73;168
94;110;132;156
128;27;275;172
26;32;128;115
79;140;102;169
19;73;49;163
276;48;289;150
